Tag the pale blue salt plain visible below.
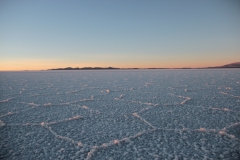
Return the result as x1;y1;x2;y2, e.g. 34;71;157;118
0;69;240;160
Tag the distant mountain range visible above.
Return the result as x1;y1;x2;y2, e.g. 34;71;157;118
48;62;240;70
50;67;120;70
208;62;240;68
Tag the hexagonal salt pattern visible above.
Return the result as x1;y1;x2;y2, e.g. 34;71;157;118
0;125;80;160
50;113;151;147
90;129;240;160
1;70;240;159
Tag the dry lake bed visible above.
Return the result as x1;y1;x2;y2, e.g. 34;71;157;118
1;69;240;159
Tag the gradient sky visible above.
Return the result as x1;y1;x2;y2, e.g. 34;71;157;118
0;0;240;70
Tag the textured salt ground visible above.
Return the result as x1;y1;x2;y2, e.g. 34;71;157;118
138;104;240;130
10;92;94;106
0;125;80;160
226;123;240;139
90;129;240;160
0;102;31;115
0;70;240;160
50;114;151;147
173;89;240;111
1;104;90;124
118;90;183;105
74;100;155;116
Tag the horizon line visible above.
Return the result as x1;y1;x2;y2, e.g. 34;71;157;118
1;62;239;71
1;67;240;72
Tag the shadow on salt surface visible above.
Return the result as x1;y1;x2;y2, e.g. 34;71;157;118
0;125;80;160
1;105;89;124
139;105;240;130
91;129;240;160
50;114;151;147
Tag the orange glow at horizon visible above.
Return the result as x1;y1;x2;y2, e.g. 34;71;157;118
0;58;233;71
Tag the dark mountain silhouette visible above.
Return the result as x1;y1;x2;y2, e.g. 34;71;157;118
49;67;120;70
208;62;240;68
48;62;240;70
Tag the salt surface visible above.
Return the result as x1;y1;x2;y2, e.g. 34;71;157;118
0;70;240;159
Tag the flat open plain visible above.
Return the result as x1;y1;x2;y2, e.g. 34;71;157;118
1;69;240;159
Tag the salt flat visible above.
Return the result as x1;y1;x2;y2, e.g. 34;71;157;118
0;69;240;159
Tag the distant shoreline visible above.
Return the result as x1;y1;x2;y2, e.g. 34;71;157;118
48;67;240;71
48;62;240;70
1;68;239;72
1;62;239;72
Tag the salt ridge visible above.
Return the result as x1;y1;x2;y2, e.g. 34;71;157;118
1;71;240;159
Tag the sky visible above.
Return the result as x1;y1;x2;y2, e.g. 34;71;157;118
0;0;240;70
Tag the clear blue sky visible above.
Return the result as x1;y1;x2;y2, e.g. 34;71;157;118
0;0;240;70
